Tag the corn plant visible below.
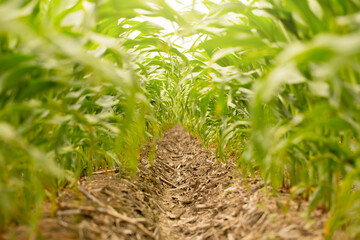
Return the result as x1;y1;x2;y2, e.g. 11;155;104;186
0;0;180;229
175;0;360;238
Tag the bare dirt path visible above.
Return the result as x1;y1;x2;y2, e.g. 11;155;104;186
3;125;326;240
152;126;325;240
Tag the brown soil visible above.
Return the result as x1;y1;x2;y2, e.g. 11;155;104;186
3;125;326;240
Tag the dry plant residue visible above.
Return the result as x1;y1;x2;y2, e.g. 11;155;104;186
4;125;326;240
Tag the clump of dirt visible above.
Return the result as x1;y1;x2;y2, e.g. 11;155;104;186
2;125;326;240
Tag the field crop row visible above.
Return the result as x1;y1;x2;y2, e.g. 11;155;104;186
0;0;359;238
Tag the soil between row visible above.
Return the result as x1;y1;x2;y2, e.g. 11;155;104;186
4;125;326;240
